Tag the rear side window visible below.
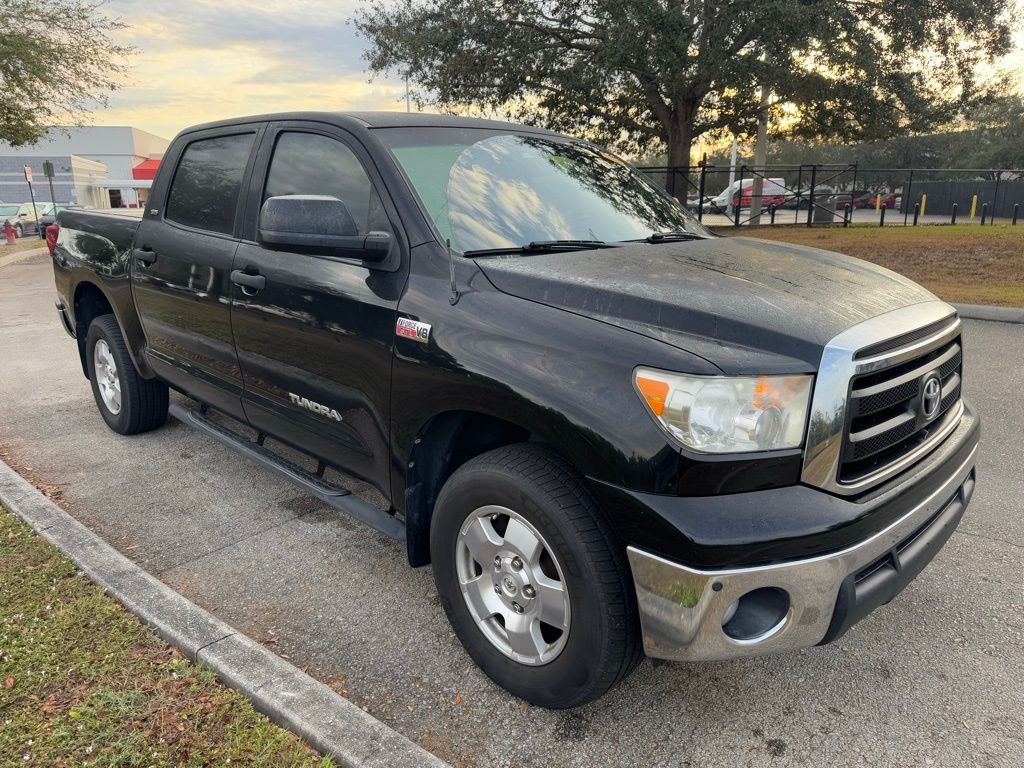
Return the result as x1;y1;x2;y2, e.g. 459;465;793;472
166;133;255;235
263;132;376;234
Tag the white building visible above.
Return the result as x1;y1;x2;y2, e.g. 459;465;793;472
0;126;169;208
0;155;109;208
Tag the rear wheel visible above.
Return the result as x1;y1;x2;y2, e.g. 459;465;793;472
86;314;168;435
430;444;642;708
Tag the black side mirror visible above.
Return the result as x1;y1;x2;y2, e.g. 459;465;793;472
258;195;391;262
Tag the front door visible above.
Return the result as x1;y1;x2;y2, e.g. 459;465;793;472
230;124;407;496
131;128;261;418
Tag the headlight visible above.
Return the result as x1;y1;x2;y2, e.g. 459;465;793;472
633;368;813;453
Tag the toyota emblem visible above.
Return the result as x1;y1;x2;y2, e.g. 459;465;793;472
921;374;942;421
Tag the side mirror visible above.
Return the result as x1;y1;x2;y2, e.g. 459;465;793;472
258;195;391;262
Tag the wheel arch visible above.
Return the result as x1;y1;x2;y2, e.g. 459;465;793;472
403;409;544;567
72;278;153;379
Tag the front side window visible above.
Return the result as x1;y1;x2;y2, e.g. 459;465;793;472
166;133;255;235
263;132;378;234
378;127;709;253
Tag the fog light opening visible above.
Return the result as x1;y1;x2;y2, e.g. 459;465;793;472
722;587;791;643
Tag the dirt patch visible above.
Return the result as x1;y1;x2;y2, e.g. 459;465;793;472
715;224;1024;307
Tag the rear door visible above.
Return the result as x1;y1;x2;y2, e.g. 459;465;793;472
229;122;408;495
131;126;262;418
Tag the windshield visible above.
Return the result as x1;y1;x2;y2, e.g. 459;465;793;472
377;127;710;253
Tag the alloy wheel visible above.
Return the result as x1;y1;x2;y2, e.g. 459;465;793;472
93;339;122;415
455;505;570;665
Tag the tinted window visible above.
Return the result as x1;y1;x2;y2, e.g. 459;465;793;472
166;133;255;234
264;132;376;234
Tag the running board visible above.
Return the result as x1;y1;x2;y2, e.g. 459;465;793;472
169;403;405;540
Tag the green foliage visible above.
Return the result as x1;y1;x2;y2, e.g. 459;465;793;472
697;93;1024;173
356;0;1012;164
0;0;133;145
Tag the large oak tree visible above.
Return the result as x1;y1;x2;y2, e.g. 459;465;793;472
0;0;132;146
356;0;1012;165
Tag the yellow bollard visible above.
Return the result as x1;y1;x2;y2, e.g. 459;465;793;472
920;194;927;218
970;194;978;220
875;193;882;212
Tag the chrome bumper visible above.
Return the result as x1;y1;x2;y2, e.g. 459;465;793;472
626;444;977;662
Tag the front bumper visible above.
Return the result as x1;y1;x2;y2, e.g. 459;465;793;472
626;440;977;662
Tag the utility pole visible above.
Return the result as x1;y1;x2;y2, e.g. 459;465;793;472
728;135;738;190
405;74;411;113
748;83;770;225
43;160;57;205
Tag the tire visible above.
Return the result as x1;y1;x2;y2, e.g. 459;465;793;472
86;314;169;435
430;444;642;708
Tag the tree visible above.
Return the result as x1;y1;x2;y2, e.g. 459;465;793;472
356;0;1011;166
0;0;132;146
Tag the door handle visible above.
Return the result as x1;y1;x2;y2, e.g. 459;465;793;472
134;247;157;265
231;269;266;292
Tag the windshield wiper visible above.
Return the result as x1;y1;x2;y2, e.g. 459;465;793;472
463;239;612;257
643;230;704;243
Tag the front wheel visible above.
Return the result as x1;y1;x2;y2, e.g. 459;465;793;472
430;444;642;708
86;314;168;435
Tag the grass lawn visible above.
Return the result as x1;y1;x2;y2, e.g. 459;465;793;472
715;224;1024;307
0;508;333;767
1;239;47;254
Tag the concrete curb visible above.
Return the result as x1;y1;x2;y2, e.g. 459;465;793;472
0;460;450;768
954;303;1024;324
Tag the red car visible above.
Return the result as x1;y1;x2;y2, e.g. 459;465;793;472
840;191;898;210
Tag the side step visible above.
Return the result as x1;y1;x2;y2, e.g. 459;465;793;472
169;403;405;540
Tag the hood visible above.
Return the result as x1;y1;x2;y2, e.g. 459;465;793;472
475;236;938;374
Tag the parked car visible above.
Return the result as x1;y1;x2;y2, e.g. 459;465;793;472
834;190;875;209
36;205;85;239
778;185;835;210
685;193;715;213
875;191;900;210
709;178;788;213
0;204;20;236
1;201;55;237
51;112;979;708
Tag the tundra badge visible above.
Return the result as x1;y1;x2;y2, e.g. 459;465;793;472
396;317;431;344
288;393;343;422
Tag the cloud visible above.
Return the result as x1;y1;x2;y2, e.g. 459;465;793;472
95;0;404;138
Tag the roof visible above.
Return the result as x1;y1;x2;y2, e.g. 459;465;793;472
91;179;153;189
182;111;559;137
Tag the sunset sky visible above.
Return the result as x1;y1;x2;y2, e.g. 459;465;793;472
99;0;1024;143
99;0;408;140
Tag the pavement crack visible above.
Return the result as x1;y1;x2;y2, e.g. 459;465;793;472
156;508;318;576
195;631;237;655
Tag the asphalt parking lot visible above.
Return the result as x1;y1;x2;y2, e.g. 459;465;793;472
1;251;1022;767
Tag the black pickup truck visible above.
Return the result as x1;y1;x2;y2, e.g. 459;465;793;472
51;112;979;708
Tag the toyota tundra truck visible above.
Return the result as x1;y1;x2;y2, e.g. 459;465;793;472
50;112;980;708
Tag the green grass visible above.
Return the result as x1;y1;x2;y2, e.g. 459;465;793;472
0;508;334;767
715;223;1024;307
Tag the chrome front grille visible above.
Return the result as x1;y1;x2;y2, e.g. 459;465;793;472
802;301;965;496
840;336;962;482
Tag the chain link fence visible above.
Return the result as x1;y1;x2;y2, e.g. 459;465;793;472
638;163;1024;227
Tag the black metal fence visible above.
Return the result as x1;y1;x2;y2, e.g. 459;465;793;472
637;163;1024;227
